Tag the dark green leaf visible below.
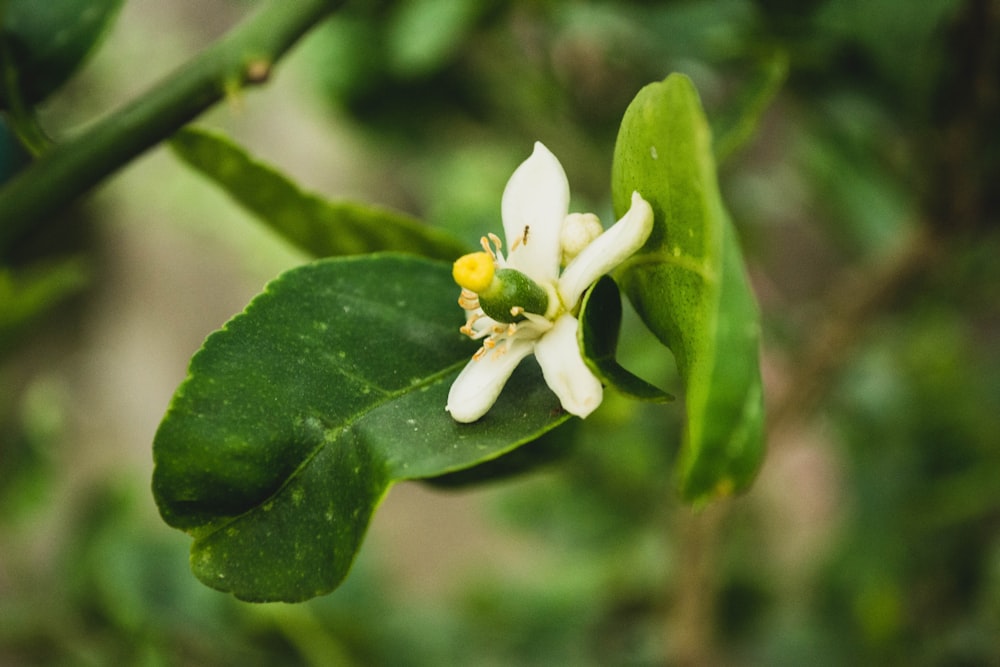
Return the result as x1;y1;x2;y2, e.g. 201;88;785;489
578;276;673;403
170;127;468;261
153;254;570;601
0;0;125;107
611;74;765;504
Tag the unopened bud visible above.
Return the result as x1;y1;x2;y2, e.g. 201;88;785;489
560;212;603;265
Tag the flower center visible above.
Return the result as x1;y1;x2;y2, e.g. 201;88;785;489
452;245;550;324
478;268;549;323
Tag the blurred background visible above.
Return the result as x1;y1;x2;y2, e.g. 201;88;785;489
2;0;999;664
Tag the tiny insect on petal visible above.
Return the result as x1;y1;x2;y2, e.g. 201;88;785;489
447;142;652;422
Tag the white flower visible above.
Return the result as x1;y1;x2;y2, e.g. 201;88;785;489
445;142;654;423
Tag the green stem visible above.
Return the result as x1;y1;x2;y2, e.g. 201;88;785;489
0;0;344;252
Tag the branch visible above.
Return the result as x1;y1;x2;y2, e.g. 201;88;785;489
664;226;941;664
0;0;344;253
767;226;942;434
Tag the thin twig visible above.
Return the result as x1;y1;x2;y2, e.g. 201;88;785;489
0;0;344;252
767;226;942;435
663;227;941;664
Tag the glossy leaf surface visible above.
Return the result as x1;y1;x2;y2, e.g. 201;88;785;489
611;74;765;503
152;254;570;601
170;127;468;261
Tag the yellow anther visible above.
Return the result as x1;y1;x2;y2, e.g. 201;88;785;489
452;252;496;293
510;306;524;317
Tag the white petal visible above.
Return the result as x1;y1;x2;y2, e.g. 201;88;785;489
446;337;536;423
533;314;603;418
501;142;568;284
558;191;653;308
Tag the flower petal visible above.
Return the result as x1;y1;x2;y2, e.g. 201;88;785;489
534;314;603;418
501;142;569;284
446;337;536;423
558;191;653;308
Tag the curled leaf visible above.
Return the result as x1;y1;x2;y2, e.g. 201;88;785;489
611;74;765;503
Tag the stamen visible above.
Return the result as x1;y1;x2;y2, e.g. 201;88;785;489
458;289;480;310
522;311;552;328
510;306;524;317
479;233;505;260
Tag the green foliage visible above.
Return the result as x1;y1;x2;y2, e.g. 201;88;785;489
612;74;764;503
153;254;570;601
170;127;468;261
0;0;125;107
4;0;998;664
154;73;769;600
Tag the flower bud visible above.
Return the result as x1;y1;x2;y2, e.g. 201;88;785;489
560;212;604;265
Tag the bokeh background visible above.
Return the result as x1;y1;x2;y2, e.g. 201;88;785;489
2;0;999;664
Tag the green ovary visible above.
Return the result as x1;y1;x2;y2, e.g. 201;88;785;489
478;268;549;323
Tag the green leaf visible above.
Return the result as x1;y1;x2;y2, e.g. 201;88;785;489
170;127;469;261
152;254;570;602
424;420;580;489
578;276;673;403
0;0;125;107
611;74;765;504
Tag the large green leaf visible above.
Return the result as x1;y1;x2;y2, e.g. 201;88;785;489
152;254;570;602
170;127;468;261
611;74;764;503
0;0;125;107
